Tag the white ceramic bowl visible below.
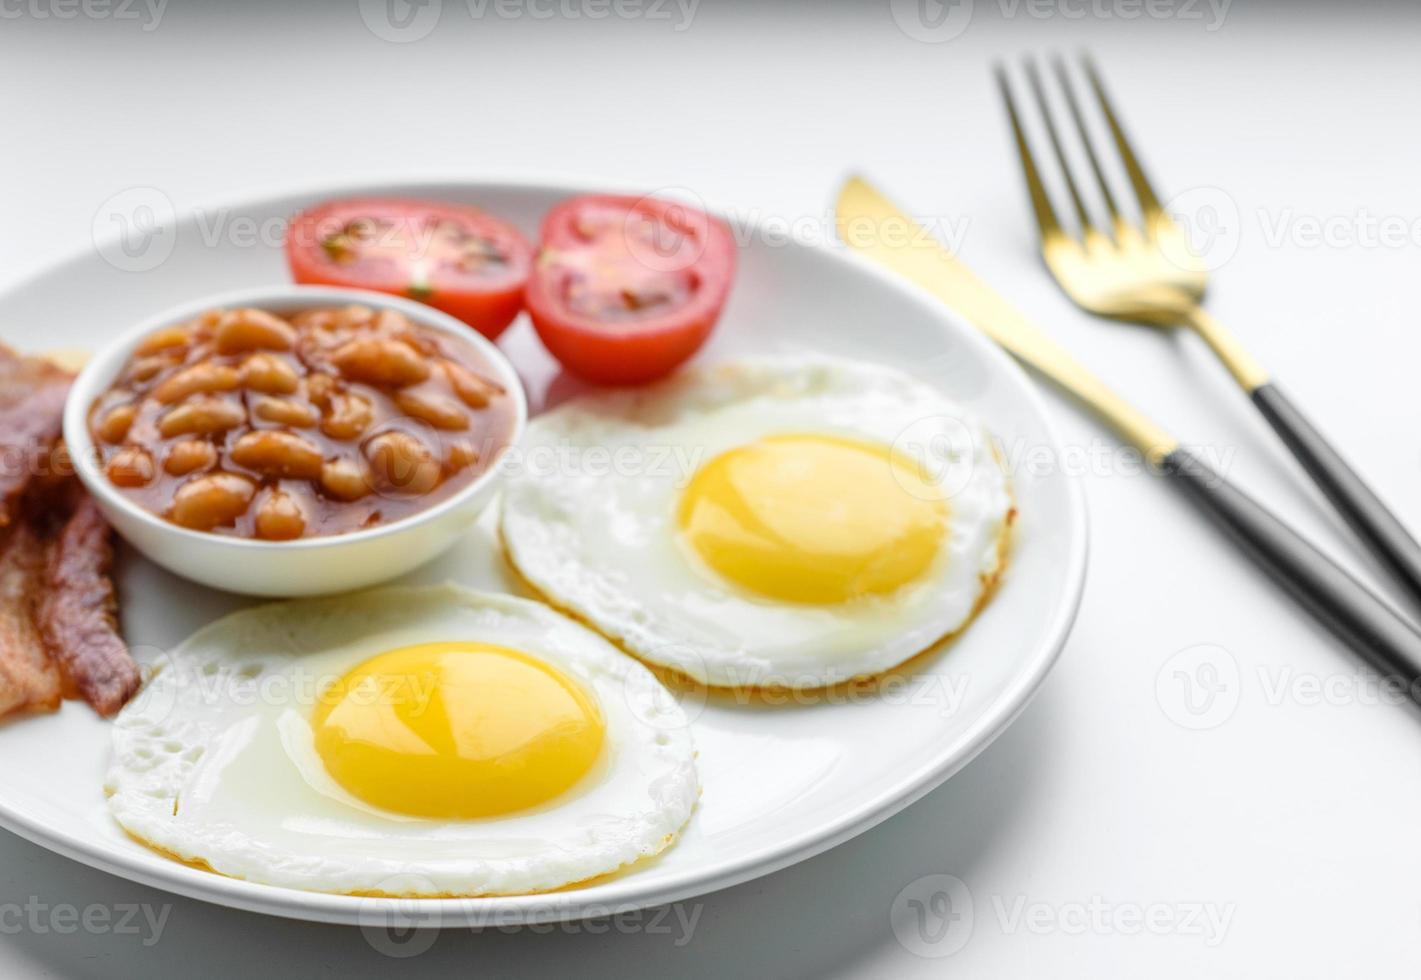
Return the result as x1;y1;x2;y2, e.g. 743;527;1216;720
63;285;528;597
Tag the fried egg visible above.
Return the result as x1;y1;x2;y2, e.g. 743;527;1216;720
105;585;698;897
500;356;1013;690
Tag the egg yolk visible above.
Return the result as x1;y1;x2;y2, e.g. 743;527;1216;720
677;434;948;604
312;642;604;819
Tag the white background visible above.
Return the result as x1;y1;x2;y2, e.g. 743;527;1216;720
3;1;1421;976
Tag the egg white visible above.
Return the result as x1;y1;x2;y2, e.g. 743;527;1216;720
105;585;699;897
500;356;1014;690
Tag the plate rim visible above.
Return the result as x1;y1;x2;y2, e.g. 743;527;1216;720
0;174;1088;927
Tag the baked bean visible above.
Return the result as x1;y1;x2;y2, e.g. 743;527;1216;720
292;307;355;332
253;397;318;428
254;489;307;541
395;390;469;430
305;373;338;409
134;327;191;357
443;360;502;409
394;330;437;355
366;431;440;495
95;404;138;444
331;338;430;387
320;457;373;501
170;473;256;530
127;355;178;384
214;309;296;354
343;305;376;325
229;431;324;480
320;392;374;440
191;309;224;335
164;440;217;476
158;398;246;438
92;304;514;539
106;447;155;487
240;353;301;395
374;309;412;333
153;363;240;404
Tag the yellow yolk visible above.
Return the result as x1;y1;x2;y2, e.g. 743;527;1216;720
312;642;604;819
677;434;948;604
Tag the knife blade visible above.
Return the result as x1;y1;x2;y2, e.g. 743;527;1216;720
835;175;1176;460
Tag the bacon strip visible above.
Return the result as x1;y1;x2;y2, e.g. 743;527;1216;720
0;522;61;717
40;497;139;717
0;346;71;529
0;344;138;722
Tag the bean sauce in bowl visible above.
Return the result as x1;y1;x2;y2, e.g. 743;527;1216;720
65;286;527;597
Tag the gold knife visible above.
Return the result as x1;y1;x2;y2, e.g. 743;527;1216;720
836;176;1176;461
834;175;1421;698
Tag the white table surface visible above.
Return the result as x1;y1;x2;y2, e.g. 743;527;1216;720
3;2;1420;976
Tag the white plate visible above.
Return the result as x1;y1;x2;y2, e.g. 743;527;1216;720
0;178;1086;927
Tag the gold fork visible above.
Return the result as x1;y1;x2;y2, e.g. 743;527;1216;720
998;55;1421;610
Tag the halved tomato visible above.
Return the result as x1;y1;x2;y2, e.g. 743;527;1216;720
525;194;736;384
285;198;533;340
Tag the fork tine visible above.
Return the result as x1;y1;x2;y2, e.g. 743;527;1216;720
1082;53;1163;218
995;63;1064;240
1052;56;1121;228
1023;56;1099;239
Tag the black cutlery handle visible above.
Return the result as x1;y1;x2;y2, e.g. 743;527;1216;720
1252;382;1421;610
1162;448;1421;700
